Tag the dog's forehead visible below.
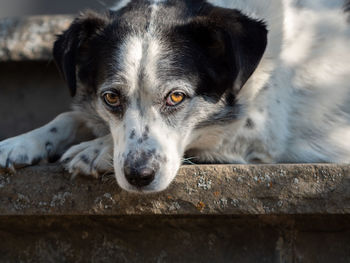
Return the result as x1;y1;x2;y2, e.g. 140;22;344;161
97;0;230;99
118;35;164;94
100;31;198;97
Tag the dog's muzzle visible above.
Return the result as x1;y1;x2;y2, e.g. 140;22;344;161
123;151;159;187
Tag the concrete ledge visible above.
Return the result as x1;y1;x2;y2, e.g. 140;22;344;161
0;15;73;61
1;164;349;215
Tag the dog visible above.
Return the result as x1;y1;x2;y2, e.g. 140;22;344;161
1;0;350;193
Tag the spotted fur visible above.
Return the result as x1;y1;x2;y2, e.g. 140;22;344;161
1;0;350;193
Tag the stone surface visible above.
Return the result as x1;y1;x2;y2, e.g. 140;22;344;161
0;15;73;61
1;163;350;262
1;215;348;263
1;163;350;215
0;216;285;263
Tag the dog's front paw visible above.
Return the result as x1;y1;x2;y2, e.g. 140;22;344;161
0;136;46;171
60;136;113;178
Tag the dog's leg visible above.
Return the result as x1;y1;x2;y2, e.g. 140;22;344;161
0;111;89;171
60;135;113;178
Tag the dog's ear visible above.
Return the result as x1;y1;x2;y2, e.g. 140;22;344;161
183;6;268;93
53;11;109;96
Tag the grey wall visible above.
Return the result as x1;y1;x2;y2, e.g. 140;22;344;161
0;62;71;140
0;0;118;18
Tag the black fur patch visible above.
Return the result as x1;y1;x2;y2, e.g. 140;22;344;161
50;127;58;133
345;0;350;13
61;157;71;163
167;3;267;99
53;11;110;96
45;142;53;155
53;1;267;134
245;118;255;129
5;156;11;168
54;1;266;96
142;130;149;141
80;154;90;164
129;130;136;139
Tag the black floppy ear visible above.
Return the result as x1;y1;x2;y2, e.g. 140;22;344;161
53;11;108;97
187;6;268;93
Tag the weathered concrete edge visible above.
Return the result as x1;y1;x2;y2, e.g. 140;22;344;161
0;15;73;61
1;164;349;216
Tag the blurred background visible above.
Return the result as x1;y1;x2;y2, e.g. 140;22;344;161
0;0;117;18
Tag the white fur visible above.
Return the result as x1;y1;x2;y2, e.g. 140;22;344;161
100;34;184;192
60;135;113;178
110;0;131;11
1;0;350;193
109;108;183;192
0;112;87;170
202;0;350;164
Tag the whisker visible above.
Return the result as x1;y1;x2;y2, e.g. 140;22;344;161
181;156;198;165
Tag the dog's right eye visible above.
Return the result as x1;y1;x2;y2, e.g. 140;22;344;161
102;91;121;107
166;91;186;107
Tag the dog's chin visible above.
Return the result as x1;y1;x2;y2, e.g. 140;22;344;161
115;176;176;193
116;183;170;194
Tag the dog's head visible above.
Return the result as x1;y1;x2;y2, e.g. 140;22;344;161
53;1;267;192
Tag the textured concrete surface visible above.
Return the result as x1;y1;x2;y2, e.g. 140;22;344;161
0;15;73;61
1;164;349;215
0;215;349;263
0;164;350;262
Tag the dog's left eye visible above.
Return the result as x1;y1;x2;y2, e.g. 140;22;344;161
166;91;186;106
103;91;121;107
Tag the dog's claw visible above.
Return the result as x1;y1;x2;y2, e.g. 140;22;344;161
61;157;71;164
7;163;16;173
70;170;79;180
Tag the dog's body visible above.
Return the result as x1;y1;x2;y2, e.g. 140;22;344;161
1;0;350;192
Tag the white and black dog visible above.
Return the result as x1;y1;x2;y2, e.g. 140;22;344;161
1;0;350;193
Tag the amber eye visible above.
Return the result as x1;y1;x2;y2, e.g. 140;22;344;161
103;91;121;107
166;91;186;106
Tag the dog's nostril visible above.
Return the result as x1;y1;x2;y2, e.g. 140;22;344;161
124;166;155;187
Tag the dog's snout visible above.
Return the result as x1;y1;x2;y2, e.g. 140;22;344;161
124;166;156;187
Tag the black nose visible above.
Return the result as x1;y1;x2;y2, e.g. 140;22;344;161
124;166;155;187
